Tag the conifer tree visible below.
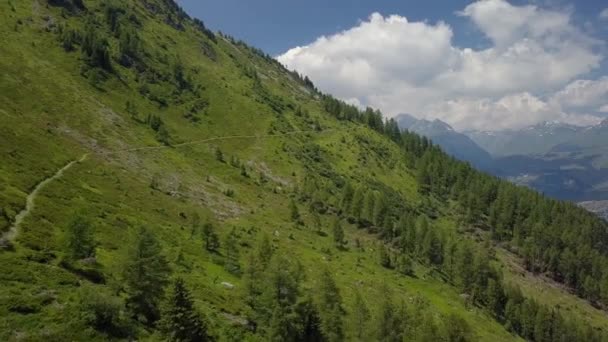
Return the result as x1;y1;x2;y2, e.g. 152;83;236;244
374;290;402;342
258;253;304;340
123;228;171;324
340;183;354;213
311;210;322;233
201;223;220;252
351;290;370;341
332;218;346;249
361;191;376;226
289;198;300;222
160;278;209;341
379;245;392;269
315;268;344;342
397;254;414;276
350;187;366;220
224;228;240;274
64;215;96;260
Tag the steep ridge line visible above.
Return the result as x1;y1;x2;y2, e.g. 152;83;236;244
2;128;337;244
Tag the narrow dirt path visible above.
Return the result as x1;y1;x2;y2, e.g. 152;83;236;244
2;128;336;243
104;129;333;155
2;153;88;242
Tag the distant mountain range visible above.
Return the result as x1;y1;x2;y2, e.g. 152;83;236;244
396;114;608;202
395;114;493;170
466;121;582;157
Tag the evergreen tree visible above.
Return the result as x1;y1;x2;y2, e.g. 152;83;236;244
297;296;324;342
224;228;240;274
160;278;209;341
289;198;300;222
374;291;402;342
421;226;443;266
201;223;220;252
350;187;366;220
258;253;305;340
443;313;472;342
396;254;414;276
332;218;346;249
123;228;171;324
361;191;376;226
351;290;370;341
257;233;274;267
486;278;505;318
311;210;322;233
372;192;387;228
340;183;354;214
379;245;392;269
315;268;344;342
64;215;96;260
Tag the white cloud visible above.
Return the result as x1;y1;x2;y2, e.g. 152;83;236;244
549;77;608;110
600;8;608;20
277;0;605;131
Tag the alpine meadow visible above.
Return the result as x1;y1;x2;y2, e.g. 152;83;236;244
2;1;608;341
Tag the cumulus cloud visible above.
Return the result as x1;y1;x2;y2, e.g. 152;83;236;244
600;8;608;20
277;0;605;131
549;77;608;111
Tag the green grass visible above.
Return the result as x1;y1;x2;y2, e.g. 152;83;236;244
0;0;604;340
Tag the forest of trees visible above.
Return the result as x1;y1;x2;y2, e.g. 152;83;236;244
41;1;608;340
320;92;608;309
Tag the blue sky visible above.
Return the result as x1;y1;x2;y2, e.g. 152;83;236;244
179;0;607;55
179;0;608;131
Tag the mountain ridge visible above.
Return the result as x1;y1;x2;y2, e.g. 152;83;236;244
2;1;608;341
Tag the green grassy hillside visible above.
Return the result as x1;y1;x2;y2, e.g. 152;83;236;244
1;1;608;341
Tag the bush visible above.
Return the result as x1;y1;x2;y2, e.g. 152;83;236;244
79;286;132;338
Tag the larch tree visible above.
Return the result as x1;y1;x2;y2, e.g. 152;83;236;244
123;227;171;324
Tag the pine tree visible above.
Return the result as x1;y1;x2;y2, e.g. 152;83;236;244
224;228;240;275
258;253;304;340
297;296;324;341
289;198;300;222
340;183;354;213
374;290;402;342
315;268;344;342
351;290;370;341
372;192;387;228
379;245;392;269
332;218;346;249
311;210;322;233
244;234;274;311
486;278;505;318
257;233;274;267
361;191;376;226
350;187;366;220
64;215;96;260
397;254;414;276
123;228;171;324
160;278;209;341
201;223;220;252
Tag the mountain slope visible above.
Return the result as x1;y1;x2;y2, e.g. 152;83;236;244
395;114;493;170
1;1;608;341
